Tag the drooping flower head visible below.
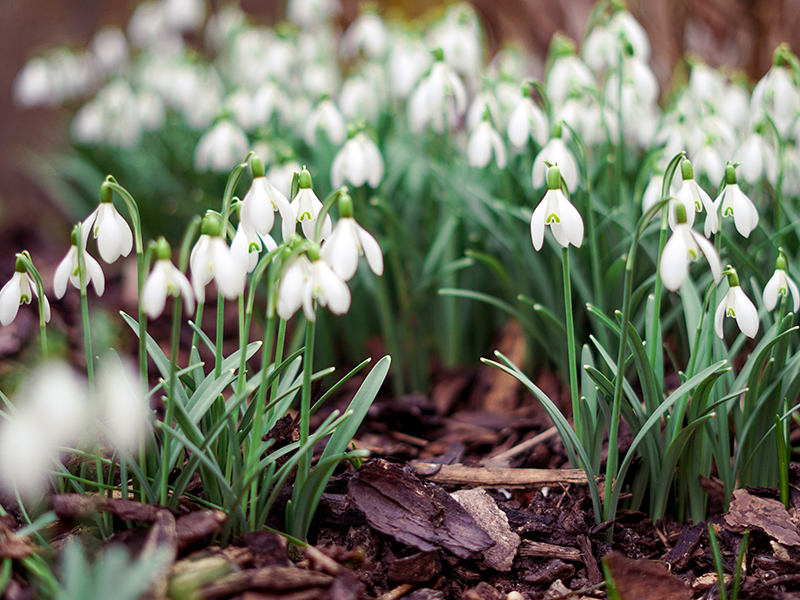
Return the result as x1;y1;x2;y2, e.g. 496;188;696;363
321;191;383;281
54;226;105;299
659;201;722;292
291;167;332;242
83;181;133;264
764;251;800;312
407;48;468;134
240;154;296;242
530;164;584;251
142;237;195;319
468;111;507;169
330;128;385;189
508;83;549;149
189;211;246;302
674;158;717;236
277;243;351;322
715;266;759;339
715;163;759;238
0;254;50;327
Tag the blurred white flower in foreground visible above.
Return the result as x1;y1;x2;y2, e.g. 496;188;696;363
0;362;88;498
715;269;759;339
468;118;507;169
408;52;467;134
277;250;351;321
97;355;149;452
532;124;579;192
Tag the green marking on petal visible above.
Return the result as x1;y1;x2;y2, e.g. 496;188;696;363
545;213;560;224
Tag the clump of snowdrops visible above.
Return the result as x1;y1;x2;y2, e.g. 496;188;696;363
13;0;800;537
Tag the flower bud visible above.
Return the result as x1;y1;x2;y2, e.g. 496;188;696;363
724;163;737;186
546;165;562;190
726;266;740;288
99;181;113;204
155;237;172;260
299;167;312;190
200;212;222;237
338;192;354;219
681;159;694;181
251;155;265;179
14;255;26;274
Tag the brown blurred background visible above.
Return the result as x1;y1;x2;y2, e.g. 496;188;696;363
1;0;799;239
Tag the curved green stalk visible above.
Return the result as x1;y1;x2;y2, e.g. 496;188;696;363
562;247;581;443
16;252;48;358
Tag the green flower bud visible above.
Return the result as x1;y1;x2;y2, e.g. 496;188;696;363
156;237;172;260
14;255;26;273
201;212;222;237
681;159;694;181
776;253;788;271
547;165;562;190
338;192;354;219
726;267;740;288
432;47;444;62
724;164;737;186
551;122;563;139
549;32;576;60
251;155;265;179
100;182;113;204
299;167;312;190
306;243;321;262
70;227;79;246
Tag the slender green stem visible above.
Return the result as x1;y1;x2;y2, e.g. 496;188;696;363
215;293;224;379
76;234;94;388
562;247;581;443
16;253;48;359
160;296;183;505
297;316;316;492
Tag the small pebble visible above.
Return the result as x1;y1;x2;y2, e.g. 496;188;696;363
507;592;524;600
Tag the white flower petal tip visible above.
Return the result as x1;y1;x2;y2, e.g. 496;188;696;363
53;245;106;299
331;133;385;190
321;218;383;281
716;184;759;238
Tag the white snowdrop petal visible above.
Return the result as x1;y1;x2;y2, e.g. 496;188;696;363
660;231;688;292
357;224;384;276
143;264;169;319
85;253;106;296
530;199;547;251
0;277;21;326
733;288;759;338
763;272;781;310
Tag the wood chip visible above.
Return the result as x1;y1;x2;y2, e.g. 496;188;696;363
725;489;800;547
662;522;704;570
349;459;494;559
201;566;333;599
451;488;520;572
577;534;601;585
412;464;589;488
603;551;692;600
517;541;581;562
387;552;441;584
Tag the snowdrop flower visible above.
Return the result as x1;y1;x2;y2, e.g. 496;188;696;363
331;131;385;189
764;253;800;312
231;221;277;273
241;156;296;242
190;212;246;302
733;123;778;186
340;12;389;59
268;160;303;199
83;184;133;264
507;88;549;148
277;247;351;321
715;267;759;339
304;98;346;146
292;168;332;242
408;51;467;134
0;361;88;498
13;57;55;108
338;74;382;124
90;27;129;75
531;165;584;251
674;159;716;236
163;0;206;32
532;124;579;192
388;35;433;100
97;355;149;452
54;227;105;298
715;164;759;238
194;119;249;173
142;238;195;319
468;117;507;169
659;202;722;292
0;255;50;326
287;0;340;29
546;41;596;106
583;9;650;73
321;192;383;281
751;46;800;139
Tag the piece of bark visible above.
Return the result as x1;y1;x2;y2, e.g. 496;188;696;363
329;572;364;600
725;488;800;547
412;464;589;488
461;581;505;600
524;558;575;584
517;541;581;562
52;494;163;522
387;551;441;584
603;551;692;600
349;459;494;559
140;511;178;600
406;590;445;600
0;524;33;559
662;522;704;570
542;579;571;599
201;566;333;599
176;510;226;551
451;488;520;572
577;534;601;585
